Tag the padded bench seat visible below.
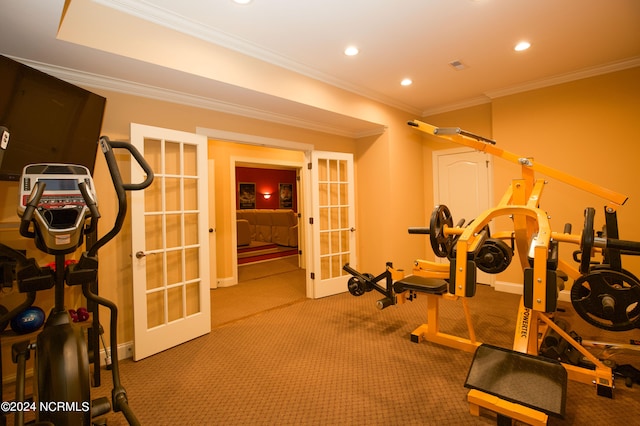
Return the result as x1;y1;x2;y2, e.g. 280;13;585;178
393;275;448;295
465;344;567;419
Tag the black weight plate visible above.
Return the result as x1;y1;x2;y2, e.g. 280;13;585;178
429;205;454;258
347;276;365;296
570;269;640;331
476;239;512;274
580;208;596;274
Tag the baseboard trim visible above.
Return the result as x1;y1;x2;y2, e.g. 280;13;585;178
494;280;571;303
216;276;237;288
99;340;134;365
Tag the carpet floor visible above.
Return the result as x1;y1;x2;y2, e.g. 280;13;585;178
86;280;639;426
212;256;306;327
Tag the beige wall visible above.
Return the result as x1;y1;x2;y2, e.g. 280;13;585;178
354;110;427;274
423;66;640;285
492;66;640;283
1;66;638;355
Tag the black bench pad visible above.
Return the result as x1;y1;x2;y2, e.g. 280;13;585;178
465;344;567;418
393;275;448;295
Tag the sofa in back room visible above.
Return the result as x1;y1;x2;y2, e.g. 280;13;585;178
236;209;298;247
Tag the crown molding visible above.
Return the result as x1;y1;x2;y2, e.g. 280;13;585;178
483;56;640;100
421;96;491;117
421;56;640;117
13;56;384;139
92;0;422;116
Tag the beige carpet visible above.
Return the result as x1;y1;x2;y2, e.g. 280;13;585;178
212;256;306;328
237;255;301;282
89;283;639;425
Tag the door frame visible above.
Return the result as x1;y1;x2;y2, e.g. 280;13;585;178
196;127;315;297
229;155;306;285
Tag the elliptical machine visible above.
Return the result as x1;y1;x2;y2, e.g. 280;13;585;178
0;136;153;425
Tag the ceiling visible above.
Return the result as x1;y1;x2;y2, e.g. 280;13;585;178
1;0;639;137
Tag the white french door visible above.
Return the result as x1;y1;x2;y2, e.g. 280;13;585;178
309;151;356;298
129;123;211;360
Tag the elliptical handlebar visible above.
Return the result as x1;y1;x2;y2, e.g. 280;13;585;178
77;136;152;426
98;136;152;425
18;181;46;239
87;136;154;257
101;137;154;192
78;181;100;235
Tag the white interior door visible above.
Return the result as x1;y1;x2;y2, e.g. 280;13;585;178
130;123;211;360
309;151;356;298
434;148;493;284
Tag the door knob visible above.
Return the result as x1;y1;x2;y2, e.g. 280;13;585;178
135;251;146;259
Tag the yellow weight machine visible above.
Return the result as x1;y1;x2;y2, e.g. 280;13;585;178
344;120;639;425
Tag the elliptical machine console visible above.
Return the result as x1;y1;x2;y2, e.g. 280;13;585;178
18;164;98;254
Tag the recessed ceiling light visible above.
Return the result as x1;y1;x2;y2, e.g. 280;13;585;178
344;46;359;56
232;0;253;4
514;41;531;51
400;78;413;86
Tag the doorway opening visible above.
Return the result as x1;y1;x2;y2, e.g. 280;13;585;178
235;162;303;276
235;163;300;269
212;158;307;328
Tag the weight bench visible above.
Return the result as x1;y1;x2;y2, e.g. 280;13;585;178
393;274;448;295
393;275;481;353
465;344;567;426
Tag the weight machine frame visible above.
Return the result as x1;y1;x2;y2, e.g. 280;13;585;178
343;261;482;353
344;120;638;424
407;119;633;398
